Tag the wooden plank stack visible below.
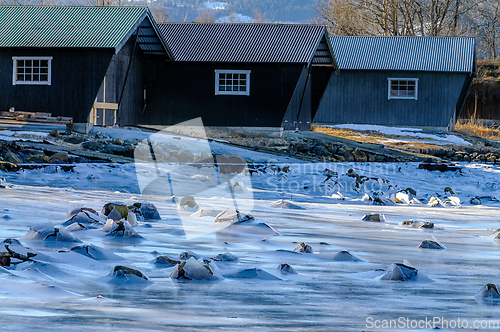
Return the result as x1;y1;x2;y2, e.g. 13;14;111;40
0;111;73;126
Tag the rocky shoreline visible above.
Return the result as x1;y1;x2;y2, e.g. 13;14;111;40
0;127;499;173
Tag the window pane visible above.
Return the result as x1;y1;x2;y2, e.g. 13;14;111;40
219;86;225;91
33;60;40;67
17;74;24;81
18;60;24;67
240;74;246;80
17;68;24;74
226;74;232;79
219;73;225;80
239;80;246;85
33;67;39;74
239;86;246;91
233;79;238;86
41;67;48;74
40;74;48;81
41;60;48;67
33;75;40;81
219;79;225;85
25;68;32;74
25;60;32;67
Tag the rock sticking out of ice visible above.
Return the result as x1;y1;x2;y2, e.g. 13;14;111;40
330;250;361;262
102;219;141;238
169;257;219;281
128;202;161;221
269;199;305;210
294;242;313;253
214;209;253;224
178;196;199;213
223;267;281;280
71;244;124;260
362;213;386;222
24;224;81;243
212;252;238;262
377;262;418;281
475;283;500;303
103;265;151;285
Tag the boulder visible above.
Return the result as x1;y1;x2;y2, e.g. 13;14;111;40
178;196;199;213
362;213;386;222
277;263;297;274
154;255;181;266
294;242;313;253
475;283;500;302
331;250;361;261
101;219;140;238
102;144;125;155
50;152;69;163
378;263;418;281
212;252;238;262
82;141;104;151
213;209;253;224
63;136;86;145
312;145;333;158
106;265;150;284
4;151;21;164
128;202;161;221
27;154;50;163
169;257;219;280
353;150;368;162
23;224;81;243
418;240;446;249
269;199;305;210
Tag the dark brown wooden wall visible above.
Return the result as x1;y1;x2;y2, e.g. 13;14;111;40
0;48;114;123
137;62;306;127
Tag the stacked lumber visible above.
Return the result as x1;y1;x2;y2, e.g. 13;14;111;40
0;111;73;126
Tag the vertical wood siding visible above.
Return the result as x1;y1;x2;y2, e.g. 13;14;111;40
314;70;468;128
138;63;305;127
0;48;113;123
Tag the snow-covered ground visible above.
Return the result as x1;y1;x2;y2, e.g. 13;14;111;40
1;129;500;331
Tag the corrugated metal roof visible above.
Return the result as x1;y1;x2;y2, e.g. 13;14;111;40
0;6;161;52
159;23;333;64
330;36;475;73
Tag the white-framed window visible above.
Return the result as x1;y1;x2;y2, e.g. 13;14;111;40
215;69;250;96
388;78;418;100
12;56;52;85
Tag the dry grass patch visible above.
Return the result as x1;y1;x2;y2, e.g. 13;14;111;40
454;118;500;141
312;125;446;152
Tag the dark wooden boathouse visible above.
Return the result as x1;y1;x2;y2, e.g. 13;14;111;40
0;6;172;126
139;23;337;130
314;36;476;130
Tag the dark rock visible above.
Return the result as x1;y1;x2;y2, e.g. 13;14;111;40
212;252;238;262
278;263;297;274
102;203;131;221
155;255;181;266
111;265;149;280
113;138;125;146
50;152;69;163
294;242;313;253
123;145;135;158
74;156;89;163
27;154;50;163
214;154;246;174
19;149;44;156
50;130;60;137
102;144;125;155
63;136;86;145
50;159;66;164
331;250;361;261
379;263;417;281
129;202;161;221
82;141;104;151
4;151;21;164
418;240;445;249
340;150;355;162
353;150;368;162
362;213;385;222
312;145;333;158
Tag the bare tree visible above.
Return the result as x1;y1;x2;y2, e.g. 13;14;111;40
195;9;215;23
475;0;500;59
151;5;171;24
313;0;372;35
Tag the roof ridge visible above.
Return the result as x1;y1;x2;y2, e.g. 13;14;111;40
159;22;324;27
330;35;475;39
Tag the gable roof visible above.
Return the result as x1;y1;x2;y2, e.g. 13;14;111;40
159;23;336;67
330;36;475;73
0;6;173;58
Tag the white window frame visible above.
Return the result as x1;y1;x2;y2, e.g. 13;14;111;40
215;69;250;96
12;56;52;86
388;78;418;100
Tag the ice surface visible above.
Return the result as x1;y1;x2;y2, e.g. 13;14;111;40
1;130;500;330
